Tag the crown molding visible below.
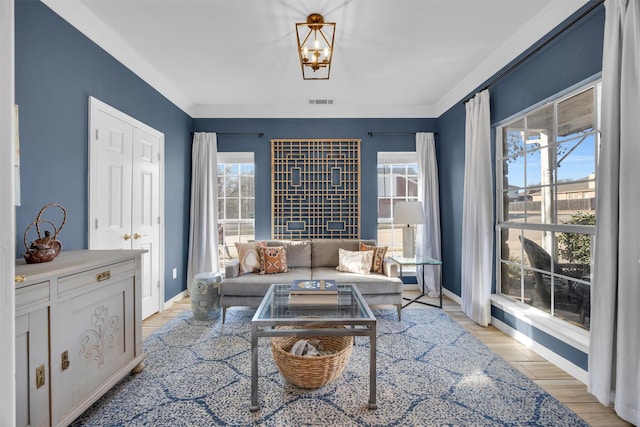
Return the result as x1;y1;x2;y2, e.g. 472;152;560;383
41;0;192;115
433;0;589;116
191;103;437;119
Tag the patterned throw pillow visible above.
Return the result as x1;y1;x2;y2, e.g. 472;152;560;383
235;241;267;275
336;248;373;275
258;246;289;275
359;242;388;274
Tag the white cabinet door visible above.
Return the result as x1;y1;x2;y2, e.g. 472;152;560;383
15;309;49;427
89;97;164;319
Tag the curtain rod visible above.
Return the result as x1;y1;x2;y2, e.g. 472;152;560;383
190;132;264;137
463;0;605;104
368;132;438;137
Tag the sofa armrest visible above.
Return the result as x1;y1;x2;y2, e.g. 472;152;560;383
225;259;240;279
382;258;398;278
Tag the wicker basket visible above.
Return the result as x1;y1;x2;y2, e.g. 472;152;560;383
271;332;353;389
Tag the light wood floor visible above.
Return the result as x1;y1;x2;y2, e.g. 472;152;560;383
142;293;631;427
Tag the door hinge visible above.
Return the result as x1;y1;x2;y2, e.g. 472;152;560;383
157;216;161;225
157;152;161;161
95;128;99;140
95;218;99;229
157;280;161;289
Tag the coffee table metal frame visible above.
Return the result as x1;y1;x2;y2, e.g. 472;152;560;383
250;283;377;412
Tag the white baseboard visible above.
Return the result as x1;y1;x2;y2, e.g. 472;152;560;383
491;317;588;384
164;289;188;310
443;288;461;305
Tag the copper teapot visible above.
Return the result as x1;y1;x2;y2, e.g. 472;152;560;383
23;204;66;264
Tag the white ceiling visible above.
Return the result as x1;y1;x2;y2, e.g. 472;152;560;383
43;0;588;118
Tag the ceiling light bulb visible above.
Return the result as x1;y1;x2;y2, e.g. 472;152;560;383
324;48;329;58
314;39;320;50
312;53;318;63
303;46;308;58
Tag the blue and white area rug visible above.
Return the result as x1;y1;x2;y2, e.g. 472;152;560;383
72;308;588;426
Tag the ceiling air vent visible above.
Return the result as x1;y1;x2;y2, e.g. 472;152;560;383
308;99;334;105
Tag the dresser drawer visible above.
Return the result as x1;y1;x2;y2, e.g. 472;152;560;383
15;281;50;312
57;260;135;299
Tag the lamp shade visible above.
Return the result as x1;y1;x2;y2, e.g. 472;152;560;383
393;201;426;225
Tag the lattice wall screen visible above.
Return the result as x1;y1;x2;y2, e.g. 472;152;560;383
271;139;361;239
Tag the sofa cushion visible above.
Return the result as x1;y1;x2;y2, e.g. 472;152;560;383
258;246;289;274
360;242;388;274
235;241;267;275
311;267;402;295
220;268;312;296
311;239;376;267
336;248;373;274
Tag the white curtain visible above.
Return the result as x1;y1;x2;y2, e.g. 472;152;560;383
589;1;640;424
461;89;493;326
416;132;442;296
186;132;219;293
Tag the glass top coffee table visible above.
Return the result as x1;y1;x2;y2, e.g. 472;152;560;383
250;283;377;412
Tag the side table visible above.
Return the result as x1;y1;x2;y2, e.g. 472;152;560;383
389;256;443;309
191;272;223;320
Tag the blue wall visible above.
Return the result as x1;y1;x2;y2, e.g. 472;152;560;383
15;0;193;299
436;3;604;366
193;118;437;240
437;3;604;298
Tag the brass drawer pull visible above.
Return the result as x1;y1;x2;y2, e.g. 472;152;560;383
96;271;111;282
15;275;26;283
61;351;70;370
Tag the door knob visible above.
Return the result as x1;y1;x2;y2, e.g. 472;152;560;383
124;233;132;241
133;233;146;240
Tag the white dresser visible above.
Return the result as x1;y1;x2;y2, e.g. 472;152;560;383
15;250;146;427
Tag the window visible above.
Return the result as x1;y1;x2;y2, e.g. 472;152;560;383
377;152;419;259
496;82;600;330
217;152;255;269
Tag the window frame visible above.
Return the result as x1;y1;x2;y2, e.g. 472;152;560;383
495;78;600;331
377;152;419;262
217;152;255;269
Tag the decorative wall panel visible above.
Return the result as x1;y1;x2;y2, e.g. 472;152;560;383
271;139;360;239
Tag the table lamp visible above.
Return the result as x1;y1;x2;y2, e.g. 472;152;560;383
393;201;426;258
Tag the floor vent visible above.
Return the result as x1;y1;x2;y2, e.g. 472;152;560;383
308;99;334;105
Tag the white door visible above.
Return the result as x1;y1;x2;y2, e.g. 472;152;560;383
89;109;133;250
89;97;164;319
132;127;162;318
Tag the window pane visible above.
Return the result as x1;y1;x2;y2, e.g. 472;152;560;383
503;120;525;158
558;88;594;142
240;198;254;219
505;154;525;192
395;176;407;197
526;105;555;143
240;164;254;175
240;175;253;197
225;198;239;219
225;176;239;197
378;198;391;219
556;137;596;183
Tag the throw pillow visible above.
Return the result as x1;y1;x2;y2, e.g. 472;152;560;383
359;242;388;274
235;241;267;275
258;246;289;275
336;248;373;275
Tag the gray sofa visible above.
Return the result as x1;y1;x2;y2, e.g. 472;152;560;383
220;239;403;322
